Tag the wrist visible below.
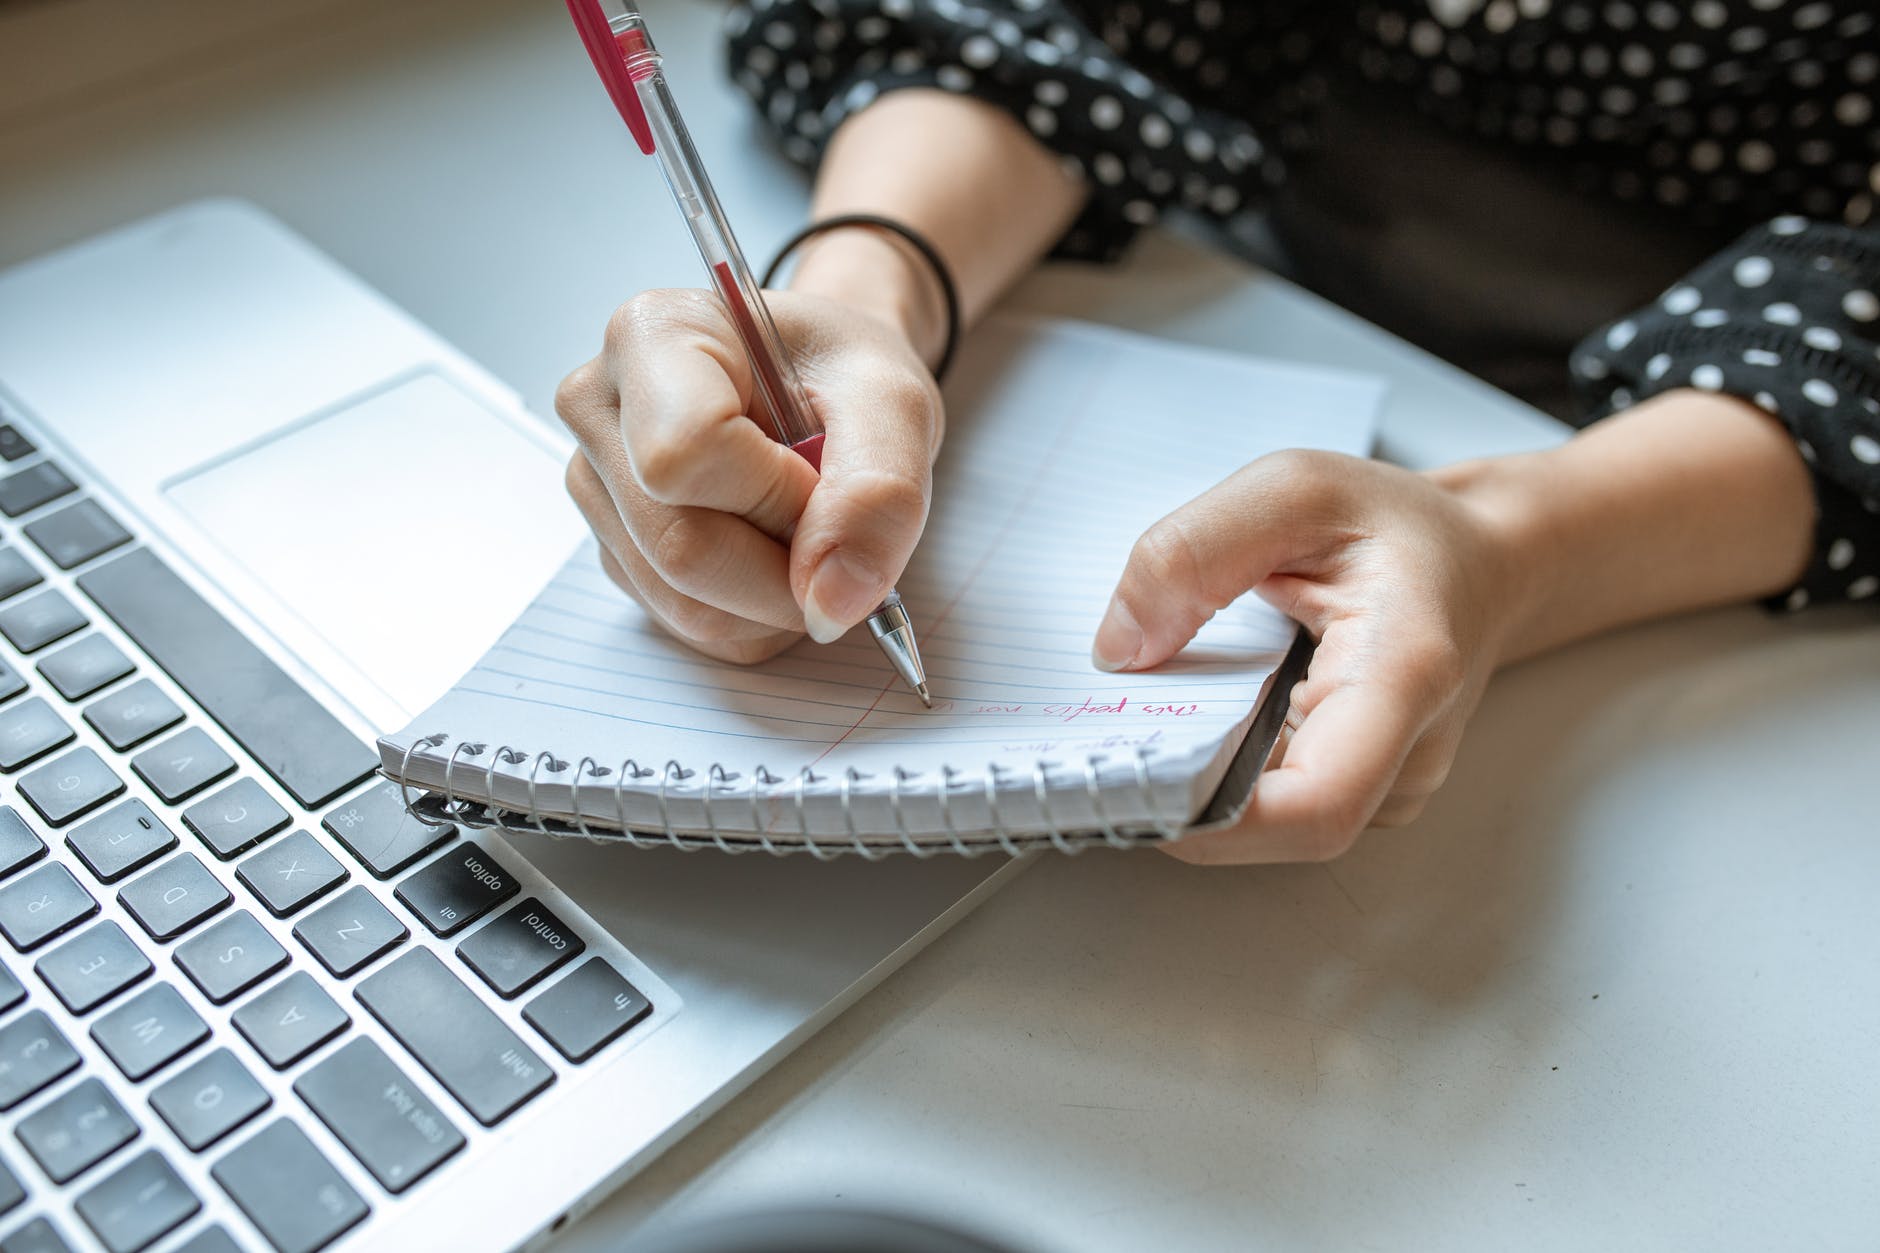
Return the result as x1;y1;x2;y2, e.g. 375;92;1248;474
1424;452;1554;670
1426;388;1815;664
780;228;949;368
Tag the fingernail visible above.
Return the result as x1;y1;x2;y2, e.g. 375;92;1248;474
804;552;885;643
1092;598;1142;671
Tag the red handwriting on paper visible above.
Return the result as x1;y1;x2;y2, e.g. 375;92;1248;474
968;698;1205;722
1040;696;1127;722
1035;696;1202;722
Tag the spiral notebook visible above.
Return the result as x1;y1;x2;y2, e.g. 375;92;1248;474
379;315;1383;855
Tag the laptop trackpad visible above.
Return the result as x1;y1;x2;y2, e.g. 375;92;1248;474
164;371;586;724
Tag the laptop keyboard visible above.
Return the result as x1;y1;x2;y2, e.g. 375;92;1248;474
0;418;660;1251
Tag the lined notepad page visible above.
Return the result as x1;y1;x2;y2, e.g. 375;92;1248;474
383;316;1381;839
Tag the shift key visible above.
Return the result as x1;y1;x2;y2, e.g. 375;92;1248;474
355;948;553;1126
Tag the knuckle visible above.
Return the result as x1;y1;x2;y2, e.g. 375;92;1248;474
877;371;942;431
1246;448;1351;512
1258;446;1342;485
1131;515;1203;594
553;362;601;424
564;454;616;520
1249;446;1321;488
1396;757;1454;804
715;631;799;666
631;433;699;503
605;288;714;354
563;453;590;501
603;291;664;350
659;593;731;645
648;515;724;592
838;467;929;534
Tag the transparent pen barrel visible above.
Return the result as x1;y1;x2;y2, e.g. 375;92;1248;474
633;73;820;447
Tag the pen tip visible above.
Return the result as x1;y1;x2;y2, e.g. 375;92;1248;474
916;682;933;709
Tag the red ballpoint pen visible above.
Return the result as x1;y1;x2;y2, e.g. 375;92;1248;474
565;0;933;707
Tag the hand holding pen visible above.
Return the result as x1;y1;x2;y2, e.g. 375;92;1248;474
556;0;936;704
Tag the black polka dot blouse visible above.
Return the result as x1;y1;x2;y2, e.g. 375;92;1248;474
726;0;1880;610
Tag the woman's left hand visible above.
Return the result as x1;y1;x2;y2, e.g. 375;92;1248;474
1093;449;1531;865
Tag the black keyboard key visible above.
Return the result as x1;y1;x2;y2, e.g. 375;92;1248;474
524;958;652;1063
149;1048;270;1152
78;550;377;809
18;748;123;827
0;464;75;519
355;948;553;1126
0;962;21;1014
458;898;585;999
295;1036;465;1194
0;1011;80;1109
0;699;73;772
0;809;46;879
118;854;230;942
172;1227;241;1253
75;1148;200;1253
184;779;290;861
16;1077;138;1183
131;728;235;806
0;591;84;654
24;501;132;572
212;1119;369;1253
231;972;348;1070
394;842;517;938
81;680;182;752
66;800;176;884
292;886;406;979
236;831;346;919
323;781;454;879
91;982;209;1081
0;1218;73;1253
34;921;151;1014
0;863;97;950
0;1152;20;1216
36;635;133;702
0;428;33;464
174;910;288;1005
0;552;41;603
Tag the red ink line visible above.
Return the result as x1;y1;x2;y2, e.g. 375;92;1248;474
801;367;1111;774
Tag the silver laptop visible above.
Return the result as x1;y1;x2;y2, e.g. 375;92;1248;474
0;199;1016;1253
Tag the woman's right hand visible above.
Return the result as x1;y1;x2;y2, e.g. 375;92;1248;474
553;287;943;664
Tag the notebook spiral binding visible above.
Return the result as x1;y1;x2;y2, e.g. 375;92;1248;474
391;736;1185;859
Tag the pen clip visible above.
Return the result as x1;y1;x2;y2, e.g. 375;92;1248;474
565;0;656;155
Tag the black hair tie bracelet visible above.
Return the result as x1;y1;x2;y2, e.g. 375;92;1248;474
760;213;962;383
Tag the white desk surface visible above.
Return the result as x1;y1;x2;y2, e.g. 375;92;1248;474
5;3;1878;1250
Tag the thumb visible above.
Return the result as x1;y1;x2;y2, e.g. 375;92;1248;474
789;360;942;643
1093;451;1357;671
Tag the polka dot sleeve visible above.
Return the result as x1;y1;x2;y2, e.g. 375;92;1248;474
1573;217;1880;611
721;0;1282;262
